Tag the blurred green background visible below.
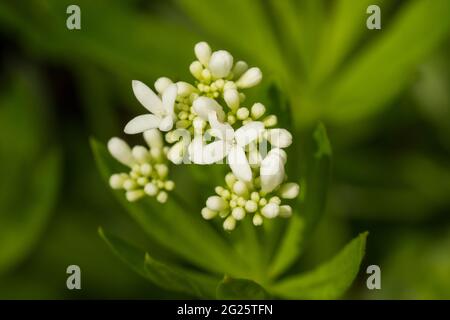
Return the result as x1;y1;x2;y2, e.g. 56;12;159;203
0;0;449;299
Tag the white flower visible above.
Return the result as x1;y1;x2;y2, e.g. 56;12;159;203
265;128;293;148
189;112;264;182
124;80;177;134
260;148;287;193
194;41;212;66
108;137;135;167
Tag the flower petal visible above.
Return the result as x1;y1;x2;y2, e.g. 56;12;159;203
132;80;164;115
227;145;252;182
124;114;161;134
260;151;285;193
162;84;177;115
208;112;234;141
266;128;292;148
158;115;174;132
234;121;264;147
188;137;230;164
193;97;225;121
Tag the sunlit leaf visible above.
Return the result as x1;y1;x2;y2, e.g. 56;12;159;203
271;232;368;299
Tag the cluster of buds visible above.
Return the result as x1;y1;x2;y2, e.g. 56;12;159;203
107;130;174;203
202;171;299;231
107;41;299;230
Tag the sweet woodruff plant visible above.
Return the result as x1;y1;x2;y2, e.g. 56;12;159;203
93;41;366;300
108;42;299;231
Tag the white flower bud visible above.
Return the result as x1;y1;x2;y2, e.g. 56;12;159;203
236;107;249;120
251;103;266;119
260;149;286;193
155;164;168;179
206;195;228;211
225;173;236;189
261;203;280;219
109;174;125;189
263;115;278;127
143;129;163;149
164;180;175;191
126;190;145;202
137;177;148;186
231;207;246;220
194;42;212;66
223;216;236;231
123;179;136;191
167;141;185;165
232;61;248;79
236;67;262;88
244;200;258;213
156;191;168;203
279;205;292;218
151;147;163;161
154;77;173;94
144;182;158;196
252;214;263;226
176;81;196;97
232;180;248;196
224;88;240;110
140;163;152;176
266;129;292;148
279;183;300;199
108;137;135;167
192;97;225;121
131;146;149;163
201;207;217;220
208;50;233;78
190;61;203;79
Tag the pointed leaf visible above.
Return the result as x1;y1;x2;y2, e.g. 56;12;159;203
216;277;270;300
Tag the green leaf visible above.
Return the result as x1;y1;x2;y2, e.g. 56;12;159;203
216;277;270;300
0;149;61;275
271;232;368;299
99;228;219;298
91;138;246;276
268;123;332;278
324;0;450;124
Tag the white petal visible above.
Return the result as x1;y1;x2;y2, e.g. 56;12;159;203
132;80;164;115
143;129;163;149
266;128;292;148
107;137;135;167
236;67;262;88
227;145;252;182
206;195;227;211
124;114;161;134
208;50;233;78
192;97;225;121
158;115;174;132
154;77;173;94
194;41;212;66
189;137;229;164
234;121;264;147
162;84;177;116
260;151;285;193
167;141;186;165
208;112;234;142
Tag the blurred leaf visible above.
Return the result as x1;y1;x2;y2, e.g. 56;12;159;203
99;228;219;298
175;0;286;78
269;123;332;278
216;276;269;300
271;232;368;299
324;0;450;124
90;138;247;276
0;149;61;275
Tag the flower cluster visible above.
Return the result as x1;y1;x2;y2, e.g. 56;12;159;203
107;41;299;230
107;130;174;203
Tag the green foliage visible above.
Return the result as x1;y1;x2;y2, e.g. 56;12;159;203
216;277;269;300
